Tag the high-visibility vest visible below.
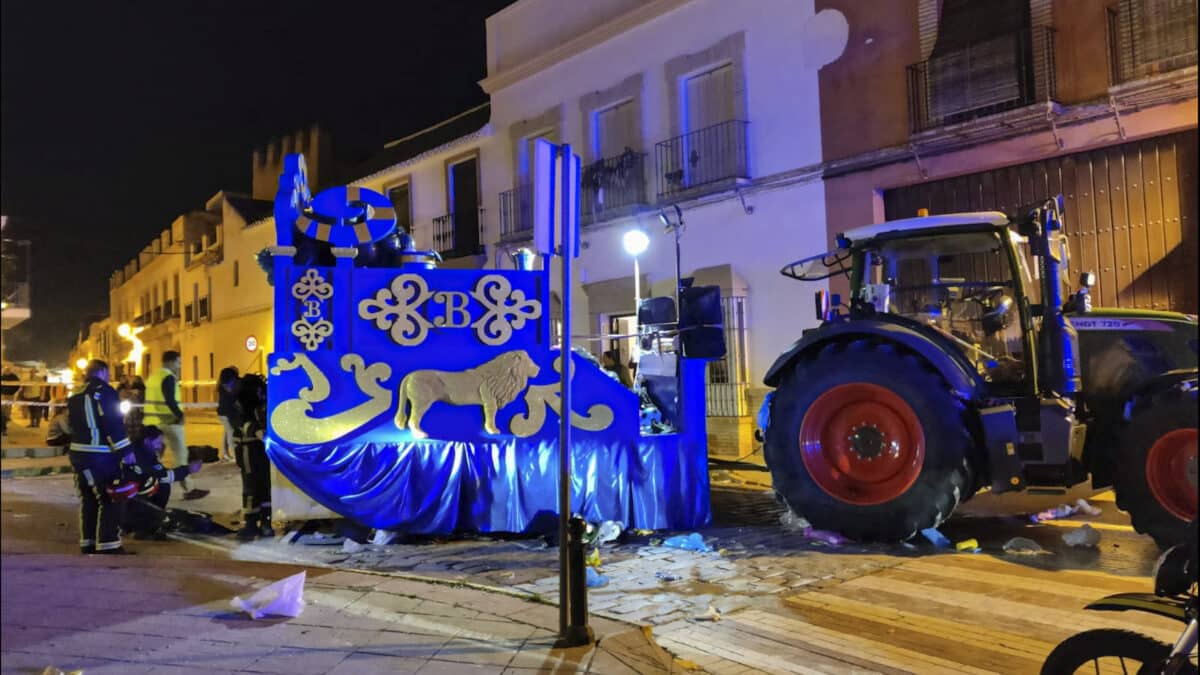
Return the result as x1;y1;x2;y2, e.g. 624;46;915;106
144;367;181;425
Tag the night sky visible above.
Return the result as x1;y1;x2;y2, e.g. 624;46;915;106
1;0;514;363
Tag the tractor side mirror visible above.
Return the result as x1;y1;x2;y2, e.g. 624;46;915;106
1067;271;1095;314
1079;271;1095;289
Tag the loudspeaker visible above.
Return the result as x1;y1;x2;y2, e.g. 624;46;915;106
638;296;677;326
681;326;726;359
679;286;722;328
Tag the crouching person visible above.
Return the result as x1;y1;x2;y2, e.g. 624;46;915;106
235;375;274;540
121;425;203;540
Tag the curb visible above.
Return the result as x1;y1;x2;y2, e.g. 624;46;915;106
1;446;64;459
0;465;73;479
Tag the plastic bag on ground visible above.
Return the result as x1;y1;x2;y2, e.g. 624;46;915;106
780;511;811;532
1062;524;1101;548
804;527;850;546
585;567;609;588
370;529;399;545
231;571;307;620
595;521;623;546
1074;499;1102;517
662;533;712;553
1002;537;1046;555
585;548;602;568
341;538;365;553
692;605;721;622
1030;504;1077;523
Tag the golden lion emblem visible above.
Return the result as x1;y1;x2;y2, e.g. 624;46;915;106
394;350;541;438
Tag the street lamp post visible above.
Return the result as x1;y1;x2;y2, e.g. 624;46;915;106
622;229;649;336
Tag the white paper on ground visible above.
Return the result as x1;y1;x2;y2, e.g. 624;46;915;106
231;571;307;620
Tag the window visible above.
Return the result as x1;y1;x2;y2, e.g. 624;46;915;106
192;355;199;403
445;156;481;256
684;63;735;133
593;100;638;160
387;182;413;233
706;296;750;417
209;352;214;380
233;260;239;287
519;128;559;181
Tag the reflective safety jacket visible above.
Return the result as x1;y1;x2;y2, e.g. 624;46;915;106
144;368;183;426
68;377;131;453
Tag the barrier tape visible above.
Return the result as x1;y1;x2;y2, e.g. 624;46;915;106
0;400;219;409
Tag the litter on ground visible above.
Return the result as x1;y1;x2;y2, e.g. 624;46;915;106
663;533;712;553
231;571;307;620
920;528;952;549
1002;536;1046;555
1074;498;1102;517
780;511;811;532
1062;524;1101;548
692;605;722;622
585;567;609;588
955;538;981;553
804;527;850;546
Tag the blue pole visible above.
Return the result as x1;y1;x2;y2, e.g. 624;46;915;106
557;144;573;637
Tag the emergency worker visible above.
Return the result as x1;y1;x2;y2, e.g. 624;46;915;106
120;425;203;540
67;359;134;554
234;374;274;540
145;351;207;499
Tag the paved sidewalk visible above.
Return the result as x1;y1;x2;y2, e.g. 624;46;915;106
0;553;688;674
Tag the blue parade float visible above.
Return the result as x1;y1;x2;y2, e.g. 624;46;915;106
261;154;711;535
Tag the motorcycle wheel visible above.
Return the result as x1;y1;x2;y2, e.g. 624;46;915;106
1041;628;1186;675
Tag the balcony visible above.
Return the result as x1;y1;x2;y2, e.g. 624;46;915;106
1108;0;1197;85
431;213;483;259
499;185;534;241
655;120;749;200
153;306;163;324
907;27;1056;133
582;150;648;224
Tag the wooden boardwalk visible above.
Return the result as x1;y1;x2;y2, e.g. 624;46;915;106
660;552;1181;674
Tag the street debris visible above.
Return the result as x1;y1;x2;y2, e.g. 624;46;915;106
692;605;722;622
920;527;952;549
231;571;306;620
1062;524;1101;548
289;531;345;546
595;520;623;546
954;538;981;553
1002;536;1046;555
585;567;609;588
1074;498;1102;517
1030;504;1077;523
370;529;399;545
585;548;602;568
803;527;850;546
780;511;811;532
341;538;365;554
663;532;712;553
631;529;654;536
40;668;82;675
655;571;682;583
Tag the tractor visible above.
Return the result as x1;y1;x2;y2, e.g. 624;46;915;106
762;197;1197;546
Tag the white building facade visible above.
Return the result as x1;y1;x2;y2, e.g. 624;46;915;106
477;0;841;453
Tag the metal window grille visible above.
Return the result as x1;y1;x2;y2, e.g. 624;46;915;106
1108;0;1198;85
907;26;1056;133
706;295;750;417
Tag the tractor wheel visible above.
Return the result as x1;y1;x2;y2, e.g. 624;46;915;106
764;340;974;541
1114;383;1198;548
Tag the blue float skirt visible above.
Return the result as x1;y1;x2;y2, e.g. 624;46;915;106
265;434;711;534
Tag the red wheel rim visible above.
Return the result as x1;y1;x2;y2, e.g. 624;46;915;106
1146;428;1198;522
799;383;925;506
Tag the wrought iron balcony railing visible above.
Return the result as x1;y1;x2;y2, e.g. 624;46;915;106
499;185;533;240
907;26;1056;133
655;120;749;200
1108;0;1198;85
432;213;484;257
582;149;647;223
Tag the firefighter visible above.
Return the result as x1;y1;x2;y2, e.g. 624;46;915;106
120;425;204;540
68;359;134;554
235;374;274;540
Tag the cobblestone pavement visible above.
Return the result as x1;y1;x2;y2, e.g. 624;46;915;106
3;468;1173;673
0;553;680;674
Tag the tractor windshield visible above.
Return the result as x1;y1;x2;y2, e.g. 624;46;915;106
859;230;1027;385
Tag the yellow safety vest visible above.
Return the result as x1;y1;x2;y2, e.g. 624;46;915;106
144;367;182;425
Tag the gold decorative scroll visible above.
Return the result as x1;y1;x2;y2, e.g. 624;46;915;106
510;355;614;438
269;353;392;446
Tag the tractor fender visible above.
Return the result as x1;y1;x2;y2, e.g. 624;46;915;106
1123;368;1198;420
762;319;985;402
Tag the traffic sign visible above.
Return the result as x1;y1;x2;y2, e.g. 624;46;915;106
245;335;259;352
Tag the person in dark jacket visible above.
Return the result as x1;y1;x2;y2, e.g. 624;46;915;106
234;374;274;540
120;425;204;540
68;359;134;554
0;367;18;436
216;366;240;463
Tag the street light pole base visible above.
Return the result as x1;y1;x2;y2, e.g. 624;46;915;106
555;625;595;648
